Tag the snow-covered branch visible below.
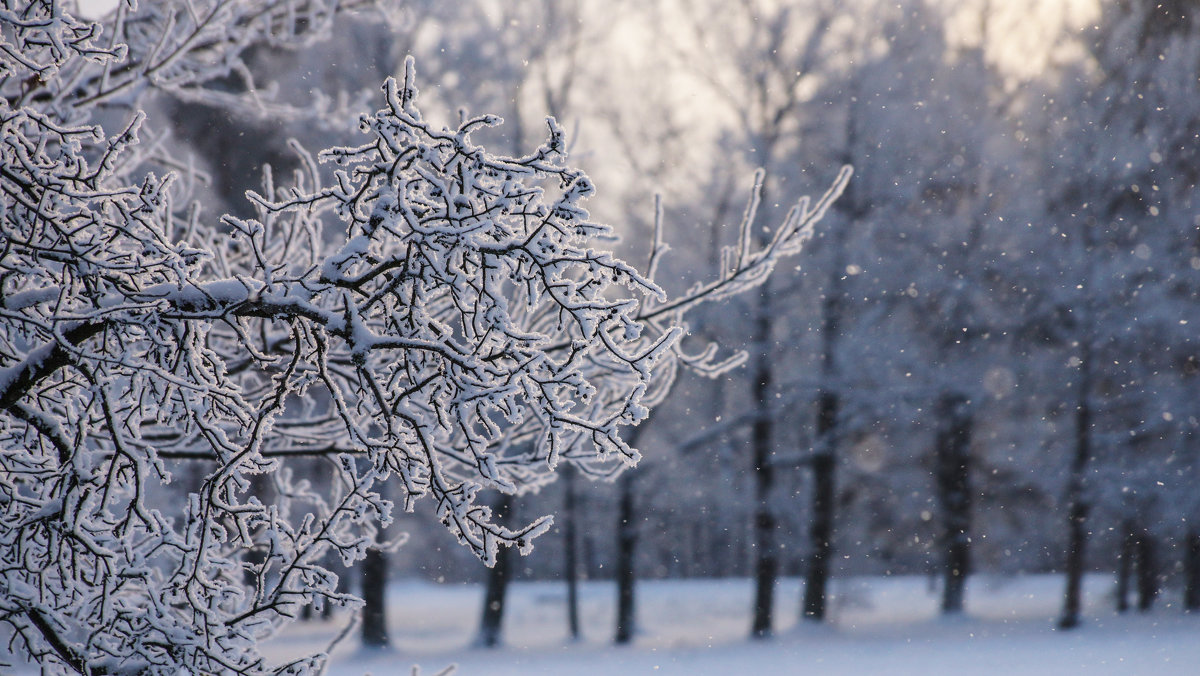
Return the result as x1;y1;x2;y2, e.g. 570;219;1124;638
0;4;845;674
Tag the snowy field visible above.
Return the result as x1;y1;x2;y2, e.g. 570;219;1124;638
252;574;1200;675
5;573;1196;674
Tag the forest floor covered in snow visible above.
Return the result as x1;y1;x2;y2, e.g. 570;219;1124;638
257;573;1200;675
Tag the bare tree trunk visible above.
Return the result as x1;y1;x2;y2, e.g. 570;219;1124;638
361;474;393;648
243;475;270;590
360;543;390;648
935;392;972;615
614;469;637;645
563;463;581;642
1185;530;1200;612
802;112;855;623
803;390;837;622
1059;349;1093;630
750;309;777;639
1116;521;1135;613
477;493;515;648
1136;531;1158;612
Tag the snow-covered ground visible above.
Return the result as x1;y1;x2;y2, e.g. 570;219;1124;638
259;574;1200;675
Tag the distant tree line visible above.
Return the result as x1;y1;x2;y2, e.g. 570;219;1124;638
156;0;1200;649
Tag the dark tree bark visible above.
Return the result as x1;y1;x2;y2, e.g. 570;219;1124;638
750;310;777;639
802;108;857;624
1136;532;1158;612
1116;521;1135;613
1059;345;1093;630
361;475;393;648
614;469;638;645
935;392;972;615
802;390;837;622
1058;502;1089;629
1185;530;1200;612
243;476;270;589
476;493;515;648
563;463;581;642
360;544;390;648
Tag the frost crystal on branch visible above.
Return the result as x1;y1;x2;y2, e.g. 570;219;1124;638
0;3;847;674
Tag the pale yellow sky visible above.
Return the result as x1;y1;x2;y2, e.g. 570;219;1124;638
979;0;1099;80
74;0;119;20
75;0;1100;78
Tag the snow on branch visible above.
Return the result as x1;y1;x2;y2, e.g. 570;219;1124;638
0;5;847;674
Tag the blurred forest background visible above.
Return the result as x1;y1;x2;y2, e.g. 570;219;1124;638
150;0;1200;641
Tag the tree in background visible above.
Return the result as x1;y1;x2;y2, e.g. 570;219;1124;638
0;2;848;672
662;0;837;636
832;1;1014;616
475;492;516;648
1021;0;1200;628
613;424;644;644
765;0;1015;621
